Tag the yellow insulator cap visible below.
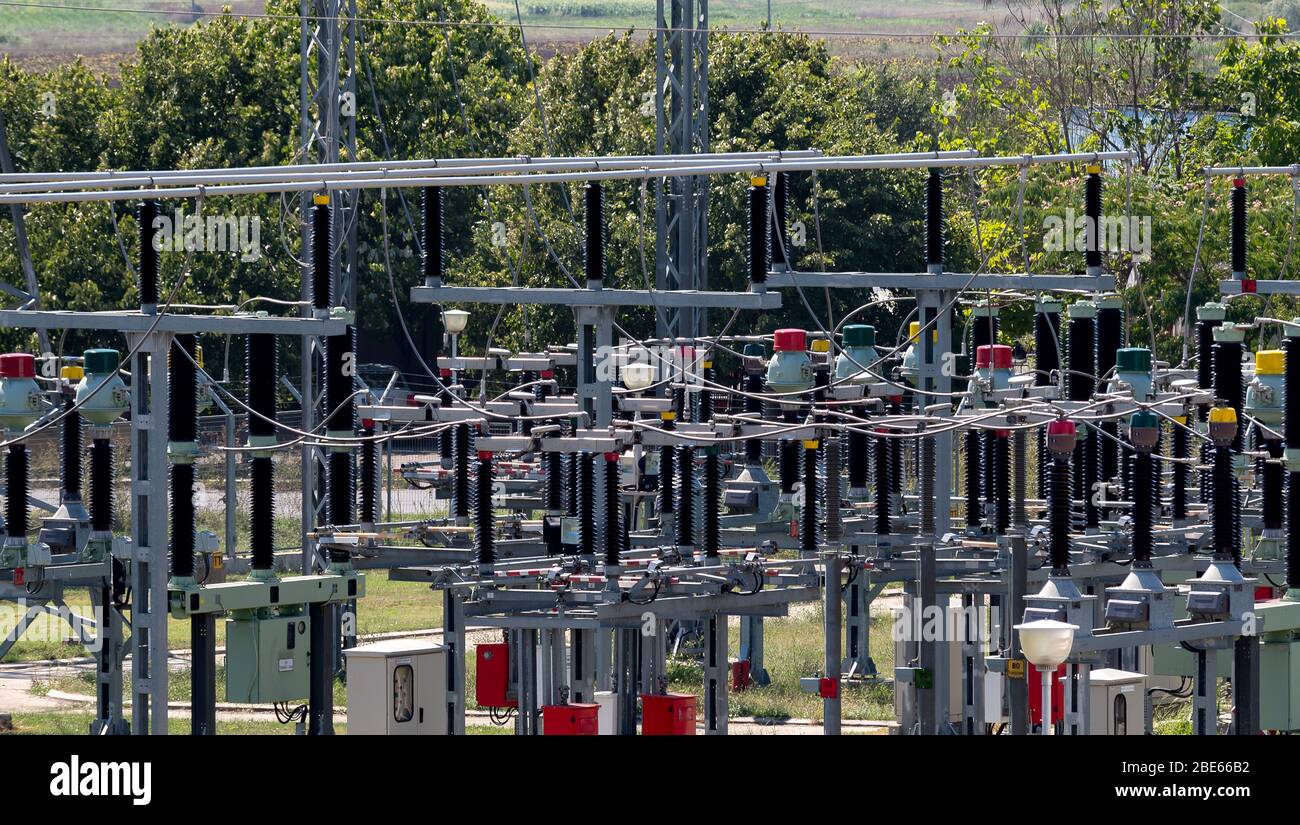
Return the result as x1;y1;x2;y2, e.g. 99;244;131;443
195;344;204;369
802;439;820;450
751;175;768;187
909;321;921;341
313;193;330;205
701;360;713;369
810;339;831;354
1209;406;1238;425
1173;415;1188;425
1087;163;1102;175
660;411;676;422
60;365;84;381
1256;349;1285;376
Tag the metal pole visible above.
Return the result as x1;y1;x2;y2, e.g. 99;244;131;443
824;553;842;735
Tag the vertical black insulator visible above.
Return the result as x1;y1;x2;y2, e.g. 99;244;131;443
311;201;333;311
422;186;444;283
1213;340;1244;451
605;454;622;565
1084;171;1102;269
89;439;113;533
584;182;604;285
848;408;868;489
926;169;943;268
359;424;379;525
1034;309;1061;386
566;449;580;516
1289;471;1300;588
779;438;798;494
250;457;274;570
1231;180;1247;276
1067;316;1096;403
453;423;470;520
325;325;355;433
1196;320;1219;394
1048;456;1072;573
61;397;82;501
875;434;891;536
1288;336;1300;447
475;453;495;566
1097;305;1123;480
138;200;160;307
327;451;353;529
802;442;819;553
579;453;595;557
964;430;981;527
658;428;675;518
677;447;695;548
889;401;903;496
6;444;28;540
1264;440;1284;530
698;361;713;423
771;172;788;269
1083;430;1099;529
994;434;1010;535
246;334;278;439
545;450;563;512
1121;444;1134;500
749;178;770;285
1212;445;1238;563
170;462;195;578
744;374;765;463
168;335;198;443
1172;420;1189;522
1132;451;1154;564
703;451;720;558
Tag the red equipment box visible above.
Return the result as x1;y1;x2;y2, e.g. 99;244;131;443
1027;663;1065;727
641;693;696;735
475;643;516;708
543;703;600;735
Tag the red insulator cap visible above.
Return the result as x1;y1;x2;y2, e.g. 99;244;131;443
772;328;807;352
1233;177;1245;188
604;451;620;462
477;450;494;461
1047;419;1077;438
0;353;35;379
439;368;452;378
975;344;1013;370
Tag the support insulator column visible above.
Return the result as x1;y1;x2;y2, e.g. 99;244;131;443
138;199;160;311
1231;177;1247;280
677;446;695;551
801;438;819;554
749;175;770;286
475;451;495;570
875;431;892;536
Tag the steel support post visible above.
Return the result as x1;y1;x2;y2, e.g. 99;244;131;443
443;589;466;734
961;592;985;734
191;615;217;735
703;613;728;734
843;563;875;677
824;553;842;734
571;629;595;703
548;628;567;705
739;614;769;685
918;290;953;538
616;627;639;735
308;602;335;734
90;582;127;735
639;617;667;697
1233;635;1260;735
1007;535;1029;735
1193;647;1218;735
917;543;938;734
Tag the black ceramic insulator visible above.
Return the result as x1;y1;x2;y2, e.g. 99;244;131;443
745;374;764;463
1264;440;1284;530
325;325;355;433
749;180;769;285
771;172;788;269
168;334;197;443
1085;172;1102;269
802;443;818;553
1084;432;1099;529
982;432;995;512
1213;339;1244;451
566;448;579;516
658;440;675;517
1231;182;1247;274
1172;421;1189;521
360;425;378;525
677;447;695;547
61;397;81;501
890;402;903;496
327;451;353;528
475;454;495;566
579;453;595;556
1196;320;1218;396
1121;444;1134;501
1097;306;1123;477
605;455;622;565
546;450;563;511
848;408;868;489
1132;451;1153;564
965;430;981;527
779;439;798;494
972;314;997;353
1067;316;1095;402
1049;457;1071;573
250;456;274;570
703;451;720;558
1288;337;1300;447
585;182;604;285
453;424;470;520
994;433;1010;535
423;186;443;282
926;169;943;266
875;434;891;536
312;202;332;310
439;427;453;468
1289;472;1300;588
246;334;277;438
698;362;713;423
138;200;160;306
1212;446;1238;563
89;439;112;533
6;444;28;540
1034;308;1060;386
170;462;194;578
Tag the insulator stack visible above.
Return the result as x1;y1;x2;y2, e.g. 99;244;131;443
579;452;596;557
324;325;356;435
779;437;798;494
1035;302;1062;499
249;457;274;570
702;449;720;558
926;169;943;269
311;197;333;312
246;333;277;571
453;423;470;521
749;176;770;285
138;199;160;308
359;423;379;526
801;440;819;553
1083;428;1100;530
1213;336;1244;451
1172;417;1189;522
1263;439;1284;531
848;408;868;490
677;447;695;549
327;451;354;532
658;414;675;519
605;453;622;565
1096;299;1124;481
889;401;903;497
545;450;563;512
994;433;1010;535
1048;456;1072;574
1013;428;1028;527
1084;167;1102;271
1231;178;1247;278
1287;333;1300;587
171;463;195;578
919;433;935;534
566;422;579;516
875;432;891;536
584;182;604;286
169;335;198;444
1212;445;1239;564
61;396;82;502
422;186;444;284
1067;306;1096;523
1131;450;1154;564
744;374;765;463
169;334;198;580
1121;444;1133;501
964;430;981;527
89;439;113;533
1290;471;1300;588
475;452;495;567
6;444;28;541
825;437;843;542
771;172;789;269
698;359;713;423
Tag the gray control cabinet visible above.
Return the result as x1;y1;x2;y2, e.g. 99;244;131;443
344;639;447;735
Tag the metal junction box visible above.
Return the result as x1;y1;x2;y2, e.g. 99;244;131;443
225;613;310;703
345;639;447;735
1088;668;1145;735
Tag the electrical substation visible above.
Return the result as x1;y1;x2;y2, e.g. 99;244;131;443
3;3;1300;747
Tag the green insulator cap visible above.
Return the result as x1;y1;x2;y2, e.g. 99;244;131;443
83;348;120;375
1115;347;1151;373
1130;410;1159;430
1197;302;1227;322
1068;300;1097;320
842;324;875;348
742;343;766;358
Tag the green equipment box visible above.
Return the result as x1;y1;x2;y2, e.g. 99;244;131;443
225;613;310;703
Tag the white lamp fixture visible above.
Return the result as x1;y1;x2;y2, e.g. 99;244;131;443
622;362;656;392
1013;619;1077;736
443;309;470;335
